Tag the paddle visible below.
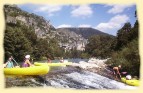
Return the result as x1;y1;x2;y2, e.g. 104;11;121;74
11;57;20;67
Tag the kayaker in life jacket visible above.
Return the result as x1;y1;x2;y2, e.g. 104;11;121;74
22;55;32;67
5;56;14;68
113;65;122;80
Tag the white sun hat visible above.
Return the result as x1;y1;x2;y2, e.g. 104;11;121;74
126;75;132;80
25;55;30;59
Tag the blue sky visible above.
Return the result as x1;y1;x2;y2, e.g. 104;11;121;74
18;4;136;36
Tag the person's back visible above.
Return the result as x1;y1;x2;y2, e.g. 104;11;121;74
113;65;122;80
5;57;14;68
113;67;119;71
6;61;14;68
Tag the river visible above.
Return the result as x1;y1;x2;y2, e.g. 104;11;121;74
5;66;137;89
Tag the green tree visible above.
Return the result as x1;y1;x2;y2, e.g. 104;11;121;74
85;35;115;58
130;20;139;40
116;22;132;50
4;25;33;62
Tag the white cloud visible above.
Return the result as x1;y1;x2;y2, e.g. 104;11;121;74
95;14;129;32
78;24;91;28
35;5;63;16
57;24;72;28
107;4;134;14
71;5;93;18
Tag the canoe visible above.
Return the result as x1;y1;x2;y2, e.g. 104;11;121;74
121;77;139;86
4;65;49;75
34;62;72;67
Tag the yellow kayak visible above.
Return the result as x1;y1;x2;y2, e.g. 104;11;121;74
34;62;72;67
4;65;49;75
121;77;139;86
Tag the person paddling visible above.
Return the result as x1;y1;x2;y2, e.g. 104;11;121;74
5;56;14;68
113;65;122;80
22;55;32;67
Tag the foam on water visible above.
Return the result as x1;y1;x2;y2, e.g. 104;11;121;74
64;71;137;89
37;65;138;89
42;71;137;89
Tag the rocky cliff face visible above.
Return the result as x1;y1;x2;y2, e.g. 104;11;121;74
4;5;56;38
55;29;87;51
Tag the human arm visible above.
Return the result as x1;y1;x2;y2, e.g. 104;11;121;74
117;69;121;78
3;62;8;68
4;61;10;68
4;62;8;67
